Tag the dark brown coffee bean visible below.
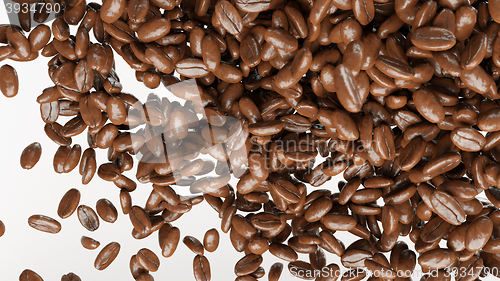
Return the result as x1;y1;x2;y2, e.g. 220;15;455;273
80;148;96;184
60;272;81;281
119;189;132;215
193;255;211;281
451;127;486;152
0;220;4;237
321;213;357;231
235;253;264;276
28;214;61;234
0;64;19;98
411;27;456;51
465;216;493;252
19;269;43;281
203;228;220;252
430;190;466;225
96;198;118;223
77;205;100;232
130;205;151;234
418;248;457;269
159;224;180;258
20;142;42;170
268;262;283;281
269;243;298;262
215;1;243;35
184;235;205;256
137;248;160;272
94;242;121;270
58;188;81;219
137;18;171;42
81;236;100;250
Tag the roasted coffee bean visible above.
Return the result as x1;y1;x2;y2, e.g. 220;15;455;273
137;248;160;272
20;142;42;170
451;127;486;152
0;220;4;237
130;254;148;279
417;248;457;269
100;0;126;23
430;190;466;225
193;255;211;281
19;269;43;281
77;205;100;231
0;65;18;98
465;216;493;251
341;250;373;268
268;262;283;281
287;261;315;279
203;228;220;252
184;235;205;256
96;198;118;223
58;188;81;219
94;242;121;270
28;214;61;234
130;205;151;234
411;27;456;51
81;236;100;250
137;18;171;42
235;253;263;276
60;272;81;281
159;224;180;258
215;1;243;35
269;243;298;262
80;148;96;184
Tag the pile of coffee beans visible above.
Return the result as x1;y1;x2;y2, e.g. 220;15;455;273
5;0;500;279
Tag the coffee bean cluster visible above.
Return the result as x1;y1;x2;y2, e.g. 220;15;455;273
4;0;500;280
